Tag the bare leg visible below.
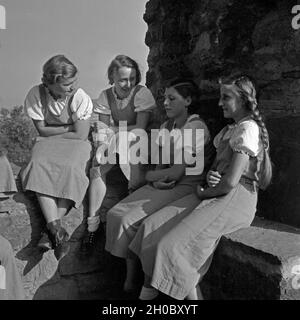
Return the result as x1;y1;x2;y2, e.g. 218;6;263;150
57;198;73;219
80;170;109;253
36;193;58;223
186;284;204;300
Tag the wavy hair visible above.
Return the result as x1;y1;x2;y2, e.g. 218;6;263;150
42;54;77;85
107;55;141;85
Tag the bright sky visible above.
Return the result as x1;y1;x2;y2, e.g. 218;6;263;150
0;0;149;108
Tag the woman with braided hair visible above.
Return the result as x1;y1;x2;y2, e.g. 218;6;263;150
105;78;214;293
131;73;272;300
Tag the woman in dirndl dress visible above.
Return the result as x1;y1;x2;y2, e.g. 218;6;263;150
20;55;93;260
130;74;273;300
105;78;215;293
81;55;156;252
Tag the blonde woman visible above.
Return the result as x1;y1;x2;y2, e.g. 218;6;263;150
20;55;93;260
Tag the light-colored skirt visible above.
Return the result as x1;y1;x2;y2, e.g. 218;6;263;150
105;183;196;258
0;235;25;300
20;138;92;208
0;156;17;196
130;182;257;300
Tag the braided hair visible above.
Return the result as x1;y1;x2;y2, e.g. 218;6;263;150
219;74;272;189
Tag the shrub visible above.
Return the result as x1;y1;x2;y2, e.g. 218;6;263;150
0;106;37;166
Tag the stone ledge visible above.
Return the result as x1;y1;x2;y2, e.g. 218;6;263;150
0;165;128;300
202;217;300;300
1;179;300;299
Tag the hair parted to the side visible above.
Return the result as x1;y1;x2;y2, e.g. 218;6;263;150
42;55;77;86
107;55;141;85
219;73;272;190
167;78;200;115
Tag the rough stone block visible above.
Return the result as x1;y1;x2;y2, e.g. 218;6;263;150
0;164;128;300
257;116;300;228
0;191;97;299
202;217;300;300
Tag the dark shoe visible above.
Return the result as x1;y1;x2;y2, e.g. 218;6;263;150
47;219;70;261
37;231;53;251
80;231;97;255
54;225;70;260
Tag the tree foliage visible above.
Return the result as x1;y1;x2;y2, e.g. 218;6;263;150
0;106;37;166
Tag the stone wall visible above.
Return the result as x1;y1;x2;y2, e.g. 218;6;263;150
144;0;300;227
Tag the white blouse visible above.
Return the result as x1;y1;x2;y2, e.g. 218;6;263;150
93;85;156;115
24;86;93;122
214;118;262;157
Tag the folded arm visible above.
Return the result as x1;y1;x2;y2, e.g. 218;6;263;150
33;119;73;137
145;163;186;183
145;147;192;183
197;151;249;200
99;111;150;132
33;118;90;140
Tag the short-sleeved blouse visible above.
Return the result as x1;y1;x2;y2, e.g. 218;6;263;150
213;117;264;182
93;85;156;115
157;114;210;166
24;85;93;124
150;115;211;187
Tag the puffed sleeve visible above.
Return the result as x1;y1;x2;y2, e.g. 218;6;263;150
229;120;260;157
134;86;156;112
24;86;45;120
71;88;93;121
93;90;111;115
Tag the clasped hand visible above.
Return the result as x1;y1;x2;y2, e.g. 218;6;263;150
206;170;221;188
197;170;221;199
153;176;176;189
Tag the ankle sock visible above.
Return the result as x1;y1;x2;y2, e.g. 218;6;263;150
87;216;100;232
139;286;159;300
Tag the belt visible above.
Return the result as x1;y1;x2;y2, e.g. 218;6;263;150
239;176;258;193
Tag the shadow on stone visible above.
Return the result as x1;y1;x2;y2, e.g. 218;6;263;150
13;190;47;275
